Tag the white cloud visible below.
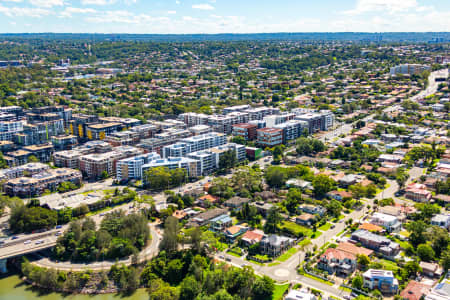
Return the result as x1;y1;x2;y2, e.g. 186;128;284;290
81;0;115;5
343;0;419;15
0;4;50;17
167;10;176;14
60;7;96;18
192;3;214;10
0;0;23;3
29;0;64;7
86;10;169;24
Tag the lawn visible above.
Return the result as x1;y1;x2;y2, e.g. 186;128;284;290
378;259;400;272
272;283;289;300
311;231;322;239
339;286;352;293
298;238;312;248
279;221;313;237
303;273;334;286
228;251;242;258
215;242;228;251
318;222;332;231
277;247;299;262
268;262;280;267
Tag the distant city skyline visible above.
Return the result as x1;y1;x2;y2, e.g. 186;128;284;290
0;0;449;33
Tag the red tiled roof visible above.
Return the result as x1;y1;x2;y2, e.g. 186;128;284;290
321;248;355;261
400;281;431;300
337;242;373;257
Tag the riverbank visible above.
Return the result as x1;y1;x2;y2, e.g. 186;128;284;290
0;274;150;300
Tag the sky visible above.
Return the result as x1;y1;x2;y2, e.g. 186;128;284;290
0;0;449;34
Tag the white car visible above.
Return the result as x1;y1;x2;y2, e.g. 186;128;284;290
24;240;31;245
35;240;44;245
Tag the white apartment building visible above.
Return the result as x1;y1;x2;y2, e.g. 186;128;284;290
116;152;160;181
181;132;227;152
0;120;23;141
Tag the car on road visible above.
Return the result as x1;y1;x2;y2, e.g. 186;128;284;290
55;225;62;229
394;190;405;197
11;236;18;240
99;213;105;216
219;255;224;259
24;240;31;245
343;295;351;300
331;225;335;229
35;240;44;245
225;257;231;262
55;231;62;236
241;264;247;267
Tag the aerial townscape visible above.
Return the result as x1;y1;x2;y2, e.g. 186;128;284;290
0;3;449;300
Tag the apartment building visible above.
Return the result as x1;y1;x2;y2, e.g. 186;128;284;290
405;183;432;202
69;114;99;139
0;120;23;141
232;123;257;140
244;107;280;121
51;135;78;151
187;150;217;175
22;143;55;163
53;150;83;169
273;119;308;143
256;128;283;148
260;234;294;257
0;162;50;180
351;229;400;258
390;64;430;75
116;152;160;181
207;112;249;134
142;157;200;178
182;132;227;152
162;142;192;158
15;119;65;146
86;122;122;140
5;168;82;197
264;113;295;128
223;104;250;114
370;212;401;232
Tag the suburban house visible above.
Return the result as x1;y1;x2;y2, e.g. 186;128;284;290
223;196;250;210
430;214;450;229
241;229;264;247
419;262;444;278
285;289;317;300
400;281;431;300
336;242;374;258
359;223;384;233
189;208;228;227
351;229;400;258
196;194;220;207
328;190;353;201
295;213;316;226
224;225;247;242
405;183;432;202
209;214;232;232
260;234;294;257
338;174;359;187
363;269;399;294
286;178;312;190
318;248;356;276
370;212;402;232
251;202;274;216
299;204;326;216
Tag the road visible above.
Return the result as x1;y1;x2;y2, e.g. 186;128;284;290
410;69;448;102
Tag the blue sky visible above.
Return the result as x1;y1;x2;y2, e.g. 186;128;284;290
0;0;449;33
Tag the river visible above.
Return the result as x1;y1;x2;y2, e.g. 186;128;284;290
0;275;149;300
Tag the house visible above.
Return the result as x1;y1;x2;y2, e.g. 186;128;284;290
338;174;358;187
251;202;274;216
286;178;312;190
363;269;399;294
260;234;294;257
336;242;374;258
377;154;403;164
405;183;432;202
223;197;250;210
196;194;220;207
430;214;450;229
295;213;316;226
224;225;247;242
400;281;431;300
318;248;356;276
328;190;353;201
351;229;400;258
210;214;232;232
426;280;450;300
172;210;188;220
299;204;326;217
285;289;317;300
189;208;228;226
419;262;444;278
379;206;406;222
358;223;384;233
370;212;402;232
241;229;264;246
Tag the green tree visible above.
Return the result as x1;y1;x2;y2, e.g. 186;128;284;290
252;275;274;300
179;275;201;300
160;216;179;253
406;220;428;247
265;166;286;189
417;244;435;262
312;174;336;197
264;207;283;233
352;274;363;290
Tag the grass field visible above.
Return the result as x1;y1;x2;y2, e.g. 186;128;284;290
279;221;313;237
303;273;334;286
227;251;242;258
318;222;332;231
298;238;312;248
268;262;280;267
377;259;400;272
272;283;290;300
277;247;299;262
311;231;322;239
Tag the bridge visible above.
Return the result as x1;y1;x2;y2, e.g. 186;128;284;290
0;228;65;272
